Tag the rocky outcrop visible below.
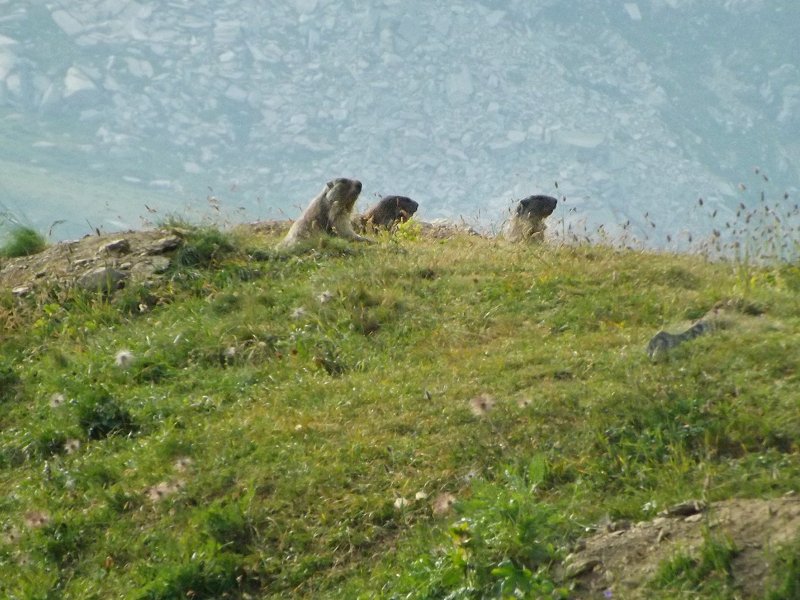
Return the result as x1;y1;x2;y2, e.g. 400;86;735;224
0;230;183;296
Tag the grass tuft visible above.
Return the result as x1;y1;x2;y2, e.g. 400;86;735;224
0;359;21;403
651;527;739;595
0;225;47;257
765;538;800;600
76;389;139;440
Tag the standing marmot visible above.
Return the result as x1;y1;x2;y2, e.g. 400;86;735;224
504;195;558;242
358;195;419;231
277;178;373;249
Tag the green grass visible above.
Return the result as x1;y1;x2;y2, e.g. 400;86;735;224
0;225;47;257
766;537;800;600
1;222;799;598
650;527;739;596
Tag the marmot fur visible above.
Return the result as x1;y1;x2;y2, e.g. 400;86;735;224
278;178;372;248
358;195;419;232
504;195;558;242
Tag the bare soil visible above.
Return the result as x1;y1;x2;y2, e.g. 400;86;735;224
566;495;800;598
0;228;184;295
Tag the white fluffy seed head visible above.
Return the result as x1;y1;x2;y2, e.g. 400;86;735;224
114;350;136;369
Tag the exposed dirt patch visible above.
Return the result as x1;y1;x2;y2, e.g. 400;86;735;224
0;228;184;295
565;495;800;598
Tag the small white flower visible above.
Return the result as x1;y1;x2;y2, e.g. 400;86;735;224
49;393;66;408
642;500;658;513
114;349;135;369
415;491;428;501
64;439;81;454
290;307;307;319
394;497;409;509
318;290;334;304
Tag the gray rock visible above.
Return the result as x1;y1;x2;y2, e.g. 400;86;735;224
99;238;131;255
145;236;182;255
565;557;602;579
77;266;127;292
130;256;171;280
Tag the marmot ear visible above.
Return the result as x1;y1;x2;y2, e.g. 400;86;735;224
326;180;335;190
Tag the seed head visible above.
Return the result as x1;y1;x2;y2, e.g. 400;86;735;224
114;350;135;369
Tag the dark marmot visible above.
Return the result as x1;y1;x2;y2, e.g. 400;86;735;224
647;303;734;361
504;195;558;242
277;178;373;248
357;195;419;231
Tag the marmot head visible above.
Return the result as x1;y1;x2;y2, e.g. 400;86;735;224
381;196;419;221
326;178;362;211
516;195;558;220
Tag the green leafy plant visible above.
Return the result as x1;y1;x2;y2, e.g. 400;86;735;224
76;389;138;439
383;465;571;599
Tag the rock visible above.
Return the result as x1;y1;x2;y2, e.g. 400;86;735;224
684;513;704;523
12;286;31;297
145;236;182;255
99;238;131;255
565;557;602;578
77;266;127;292
150;256;171;273
130;256;171;280
0;228;190;295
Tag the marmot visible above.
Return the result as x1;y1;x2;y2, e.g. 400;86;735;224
647;303;733;361
504;195;558;242
277;178;372;248
646;321;716;361
358;195;419;231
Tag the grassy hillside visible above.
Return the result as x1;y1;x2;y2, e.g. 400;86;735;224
1;222;799;599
